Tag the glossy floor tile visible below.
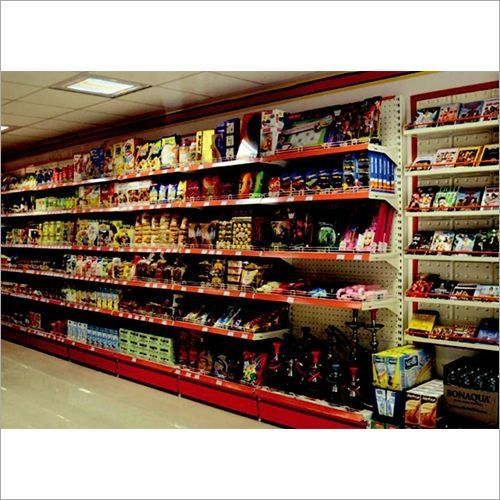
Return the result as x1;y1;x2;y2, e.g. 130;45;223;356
1;340;274;429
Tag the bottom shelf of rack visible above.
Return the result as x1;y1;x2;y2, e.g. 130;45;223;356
405;334;499;352
1;322;368;429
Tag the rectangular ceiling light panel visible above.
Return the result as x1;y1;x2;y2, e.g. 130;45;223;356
51;74;149;98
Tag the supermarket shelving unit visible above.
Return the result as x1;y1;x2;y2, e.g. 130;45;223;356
1;96;404;428
403;83;499;368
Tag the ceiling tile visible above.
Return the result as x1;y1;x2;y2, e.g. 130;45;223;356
56;109;123;125
28;117;97;132
1;71;81;87
7;127;62;139
85;98;162;117
92;71;201;86
162;72;262;98
2;98;11;105
215;71;327;84
121;86;208;109
20;88;109;109
2;101;70;119
1;81;40;100
0;113;45;127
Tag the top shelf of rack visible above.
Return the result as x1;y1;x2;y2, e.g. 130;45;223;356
403;119;499;138
1;143;398;197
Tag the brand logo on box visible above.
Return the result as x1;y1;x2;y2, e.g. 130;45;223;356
446;388;491;405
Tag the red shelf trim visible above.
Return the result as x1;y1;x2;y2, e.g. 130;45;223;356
1;188;395;218
2;267;369;310
0;292;286;340
0;243;386;261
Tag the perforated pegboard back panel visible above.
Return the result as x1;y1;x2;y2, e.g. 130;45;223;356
289;96;404;349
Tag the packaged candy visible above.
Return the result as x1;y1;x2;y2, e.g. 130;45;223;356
122;138;138;173
291;172;305;192
160;136;178;167
89;147;104;178
305;170;319;192
270;219;291;248
149;184;159;204
239;172;255;197
103;144;114;176
176;180;187;201
232;216;252;249
251;170;265;198
112;143;125;175
147;140;162;171
317;222;337;247
202;175;220;198
185;179;201;200
242;352;268;385
100;183;117;208
268;176;281;196
280;172;291;194
135;143;150;171
167;183;177;202
317;169;331;191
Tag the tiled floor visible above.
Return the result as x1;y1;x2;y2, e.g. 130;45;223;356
0;340;274;429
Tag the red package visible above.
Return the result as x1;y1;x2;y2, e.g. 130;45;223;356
202;175;220;198
185;179;201;200
268;176;281;195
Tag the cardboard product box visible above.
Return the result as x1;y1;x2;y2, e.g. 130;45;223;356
102;144;114;177
373;387;407;425
444;385;498;427
404;379;444;428
194;131;203;162
202;130;215;163
112;142;125;175
122;138;139;174
259;109;285;156
224;118;240;160
372;345;433;391
78;185;101;209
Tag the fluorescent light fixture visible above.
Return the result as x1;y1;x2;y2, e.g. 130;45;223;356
51;73;149;98
1;125;9;132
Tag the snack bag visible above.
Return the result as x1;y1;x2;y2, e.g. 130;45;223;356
135;143;150;171
241;352;268;385
239;172;255;197
160;136;179;167
148;139;162;171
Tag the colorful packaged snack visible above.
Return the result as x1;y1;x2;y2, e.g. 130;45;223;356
280;172;291;194
103;144;114;176
291;172;305;192
268;176;281;196
135;143;150;171
305;170;319;192
239;171;255;197
317;169;331;191
160;136;179;167
242;352;268;385
167;183;177;202
89;147;104;178
122;139;138;174
176;180;187;201
147;140;162;171
185;179;201;200
202;130;215;163
112;142;125;175
212;123;226;162
251;170;265;198
202;175;220;198
317;222;337;247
